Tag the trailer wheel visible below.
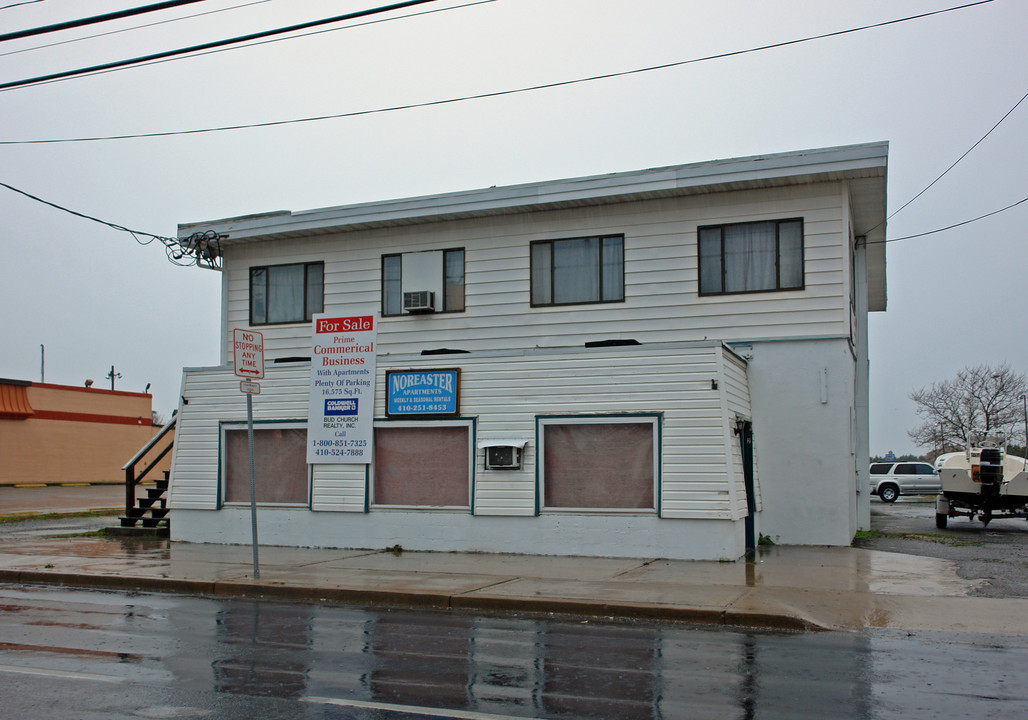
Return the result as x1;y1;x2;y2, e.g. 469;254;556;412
935;513;947;529
878;484;899;503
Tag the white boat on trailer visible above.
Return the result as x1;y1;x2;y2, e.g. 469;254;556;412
935;437;1028;528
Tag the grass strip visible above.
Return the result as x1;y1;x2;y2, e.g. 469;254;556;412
0;509;120;525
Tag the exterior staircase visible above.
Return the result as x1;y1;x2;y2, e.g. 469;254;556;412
121;471;170;531
116;416;175;537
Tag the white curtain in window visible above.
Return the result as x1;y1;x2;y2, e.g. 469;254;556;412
267;264;305;323
724;222;776;293
778;220;803;288
600;237;623;301
698;228;723;294
553;237;600;304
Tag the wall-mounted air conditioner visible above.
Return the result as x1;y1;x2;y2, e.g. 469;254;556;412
479;439;529;470
403;290;435;313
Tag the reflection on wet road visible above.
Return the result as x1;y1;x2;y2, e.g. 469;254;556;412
1;584;1025;719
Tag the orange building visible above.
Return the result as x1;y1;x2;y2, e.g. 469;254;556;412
0;378;172;486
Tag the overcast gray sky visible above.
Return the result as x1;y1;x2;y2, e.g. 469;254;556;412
1;0;1024;456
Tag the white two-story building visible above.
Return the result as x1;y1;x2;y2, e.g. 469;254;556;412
169;142;887;560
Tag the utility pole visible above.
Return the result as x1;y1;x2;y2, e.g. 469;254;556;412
40;344;44;383
106;365;122;390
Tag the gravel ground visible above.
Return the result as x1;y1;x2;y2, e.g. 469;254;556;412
853;497;1028;598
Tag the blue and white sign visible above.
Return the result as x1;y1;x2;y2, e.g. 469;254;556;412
325;398;359;416
386;369;460;417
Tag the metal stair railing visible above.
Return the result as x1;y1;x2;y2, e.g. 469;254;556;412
121;415;176;527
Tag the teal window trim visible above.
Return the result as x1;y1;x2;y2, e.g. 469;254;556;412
218;418;311;510
369;416;477;514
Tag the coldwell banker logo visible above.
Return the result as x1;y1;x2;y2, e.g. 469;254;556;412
325;398;358;416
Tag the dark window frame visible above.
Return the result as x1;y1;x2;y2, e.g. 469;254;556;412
530;234;625;308
249;261;324;326
698;218;805;296
381;248;465;317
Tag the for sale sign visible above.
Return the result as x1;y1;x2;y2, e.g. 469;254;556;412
233;329;264;379
306;313;377;464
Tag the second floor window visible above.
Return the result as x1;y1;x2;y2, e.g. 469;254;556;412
250;261;324;325
698;219;804;295
382;249;465;316
531;235;624;306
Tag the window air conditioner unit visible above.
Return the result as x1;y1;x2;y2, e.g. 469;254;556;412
480;439;528;470
403;290;435;313
485;445;521;470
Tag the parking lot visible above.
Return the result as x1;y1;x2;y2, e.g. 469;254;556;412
855;496;1028;598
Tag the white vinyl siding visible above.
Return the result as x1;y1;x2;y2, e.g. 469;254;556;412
720;350;758;518
170;364;310;510
171;343;749;521
220;184;849;366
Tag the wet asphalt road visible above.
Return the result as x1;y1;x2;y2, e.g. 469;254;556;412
1;584;1027;719
854;498;1028;598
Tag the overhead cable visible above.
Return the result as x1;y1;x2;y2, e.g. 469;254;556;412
861;87;1028;237
0;1;46;10
0;0;273;59
0;180;222;268
0;0;208;43
0;0;994;141
877;196;1028;244
0;0;441;90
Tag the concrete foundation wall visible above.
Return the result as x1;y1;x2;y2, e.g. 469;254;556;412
171;507;744;561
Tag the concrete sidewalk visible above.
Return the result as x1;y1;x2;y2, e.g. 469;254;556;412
0;533;1024;634
1;484;1025;634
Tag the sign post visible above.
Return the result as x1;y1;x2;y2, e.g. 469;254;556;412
233;328;264;579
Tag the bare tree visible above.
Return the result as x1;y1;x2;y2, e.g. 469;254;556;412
908;363;1027;451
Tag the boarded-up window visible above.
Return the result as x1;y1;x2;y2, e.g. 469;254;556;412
374;425;470;507
542;420;656;510
224;427;308;504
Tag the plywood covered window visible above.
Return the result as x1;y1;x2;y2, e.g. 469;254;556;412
539;416;658;511
373;423;472;508
223;425;308;505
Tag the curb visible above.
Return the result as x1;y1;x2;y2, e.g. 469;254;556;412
0;568;820;631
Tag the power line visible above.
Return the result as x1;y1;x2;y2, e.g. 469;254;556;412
0;180;222;268
0;0;274;59
0;0;46;10
861;87;1028;238
0;0;442;90
0;0;209;43
872;196;1028;244
0;0;995;142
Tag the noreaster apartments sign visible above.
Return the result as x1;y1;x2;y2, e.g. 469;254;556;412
386;369;460;417
306;313;377;464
